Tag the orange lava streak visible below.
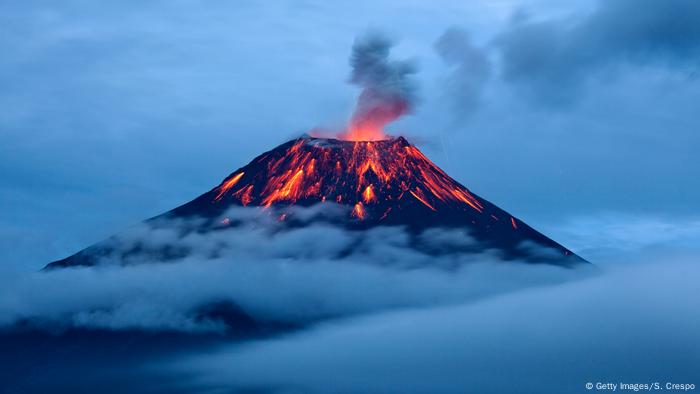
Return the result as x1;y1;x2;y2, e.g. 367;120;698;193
450;188;484;213
262;169;304;207
215;172;244;200
406;146;483;213
351;142;391;186
511;217;518;229
215;137;488;220
363;185;376;204
342;127;387;142
352;202;366;219
379;207;392;220
234;185;254;206
410;189;436;211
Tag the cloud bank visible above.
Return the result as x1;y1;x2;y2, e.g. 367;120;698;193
175;255;700;394
0;206;589;333
434;27;491;118
3;210;699;394
438;0;700;108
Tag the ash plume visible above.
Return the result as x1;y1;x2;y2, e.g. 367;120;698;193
344;32;417;140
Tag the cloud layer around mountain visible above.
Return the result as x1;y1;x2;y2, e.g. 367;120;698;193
177;253;700;394
0;206;588;333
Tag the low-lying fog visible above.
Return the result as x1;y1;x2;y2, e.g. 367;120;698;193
1;208;698;393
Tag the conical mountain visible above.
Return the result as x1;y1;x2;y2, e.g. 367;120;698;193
46;135;586;269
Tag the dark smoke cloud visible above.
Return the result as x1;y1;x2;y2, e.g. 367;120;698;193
494;0;700;105
434;28;491;118
347;32;417;135
435;0;700;110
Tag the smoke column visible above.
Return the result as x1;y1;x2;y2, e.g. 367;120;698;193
341;32;417;141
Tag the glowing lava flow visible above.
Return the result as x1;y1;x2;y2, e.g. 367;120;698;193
262;168;304;207
212;136;489;221
339;88;411;141
214;172;244;200
363;185;376;204
340;126;387;142
352;202;366;219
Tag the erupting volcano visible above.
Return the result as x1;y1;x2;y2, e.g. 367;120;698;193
179;136;492;221
46;134;586;270
44;33;586;270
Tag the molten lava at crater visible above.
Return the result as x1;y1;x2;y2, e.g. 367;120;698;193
208;135;486;222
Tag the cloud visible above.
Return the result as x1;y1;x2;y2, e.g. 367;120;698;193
493;0;700;105
14;208;699;335
174;254;700;394
2;2;699;390
0;206;588;333
3;211;700;393
434;27;491;118
2;255;582;333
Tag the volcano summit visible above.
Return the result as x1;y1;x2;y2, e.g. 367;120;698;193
46;135;586;270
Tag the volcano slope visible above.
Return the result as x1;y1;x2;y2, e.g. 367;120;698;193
45;136;587;270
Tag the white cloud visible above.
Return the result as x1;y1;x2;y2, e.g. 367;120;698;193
174;254;700;394
0;207;589;332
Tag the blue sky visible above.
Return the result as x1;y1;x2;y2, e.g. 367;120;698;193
1;0;699;270
1;3;700;392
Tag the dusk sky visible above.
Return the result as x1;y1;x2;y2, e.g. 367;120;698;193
1;1;700;393
2;0;698;270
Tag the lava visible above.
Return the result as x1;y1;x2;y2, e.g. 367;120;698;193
261;168;305;207
340;32;415;142
410;188;436;211
214;172;244;200
46;134;587;270
352;202;366;219
338;95;408;141
234;185;254;206
363;185;376;204
212;136;489;221
340;127;387;142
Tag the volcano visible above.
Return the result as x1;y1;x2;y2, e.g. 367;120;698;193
45;135;586;270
